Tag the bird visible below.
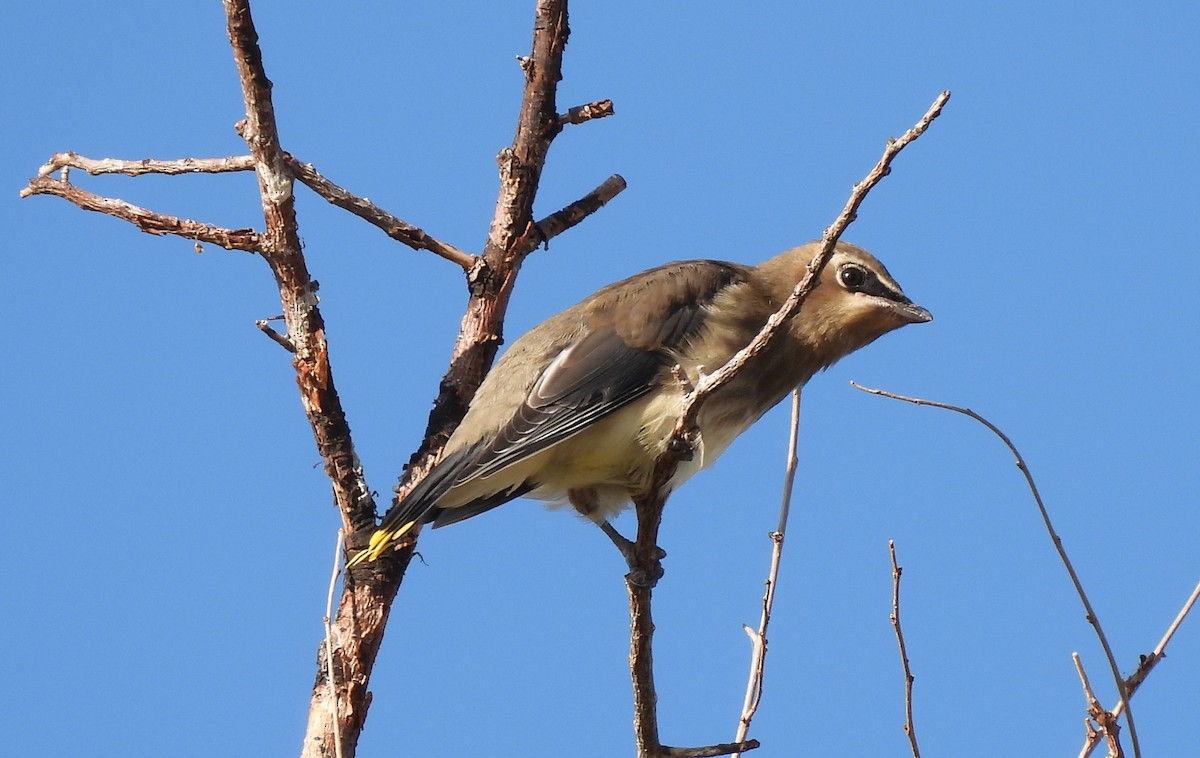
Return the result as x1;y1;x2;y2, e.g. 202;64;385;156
349;240;930;566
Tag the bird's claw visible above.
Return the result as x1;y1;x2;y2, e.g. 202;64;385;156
598;521;666;586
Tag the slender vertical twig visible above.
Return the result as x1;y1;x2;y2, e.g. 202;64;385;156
732;390;801;757
323;530;346;758
889;541;921;758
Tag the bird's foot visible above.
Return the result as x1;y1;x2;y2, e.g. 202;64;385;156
598;521;666;587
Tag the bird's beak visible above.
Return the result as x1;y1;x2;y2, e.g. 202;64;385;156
892;300;933;324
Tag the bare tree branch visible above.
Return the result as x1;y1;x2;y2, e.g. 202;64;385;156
28;150;481;269
623;92;950;758
559;98;615;126
628;543;664;754
282;154;476;269
889;541;921;758
481;0;571;267
533;173;627;246
1123;578;1200;696
221;4;384;757
20;175;261;251
346;0;583;550
850;382;1141;758
34;151;256;177
627;528;760;756
362;0;593;534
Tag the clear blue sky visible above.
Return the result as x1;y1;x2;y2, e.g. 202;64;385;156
4;2;1197;756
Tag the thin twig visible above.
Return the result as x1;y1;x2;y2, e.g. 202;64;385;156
34;151;255;177
889;541;921;758
283;154;476;269
1122;577;1200;697
324;530;345;758
850;382;1140;758
20;176;261;252
732;389;802;757
773;391;802;538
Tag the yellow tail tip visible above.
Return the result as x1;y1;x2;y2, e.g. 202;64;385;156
345;519;420;567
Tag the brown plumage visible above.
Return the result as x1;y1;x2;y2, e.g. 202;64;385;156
350;240;930;564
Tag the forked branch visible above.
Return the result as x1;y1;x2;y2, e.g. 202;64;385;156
19;2;626;756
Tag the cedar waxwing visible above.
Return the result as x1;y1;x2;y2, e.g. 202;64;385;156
350;241;929;565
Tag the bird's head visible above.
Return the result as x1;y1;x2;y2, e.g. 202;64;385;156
759;241;931;366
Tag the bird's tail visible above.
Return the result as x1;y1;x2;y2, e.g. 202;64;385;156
345;442;485;567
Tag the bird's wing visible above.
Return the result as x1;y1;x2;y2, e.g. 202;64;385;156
462;326;664;481
462;260;749;484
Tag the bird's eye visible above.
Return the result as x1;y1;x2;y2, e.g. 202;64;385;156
839;264;867;291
